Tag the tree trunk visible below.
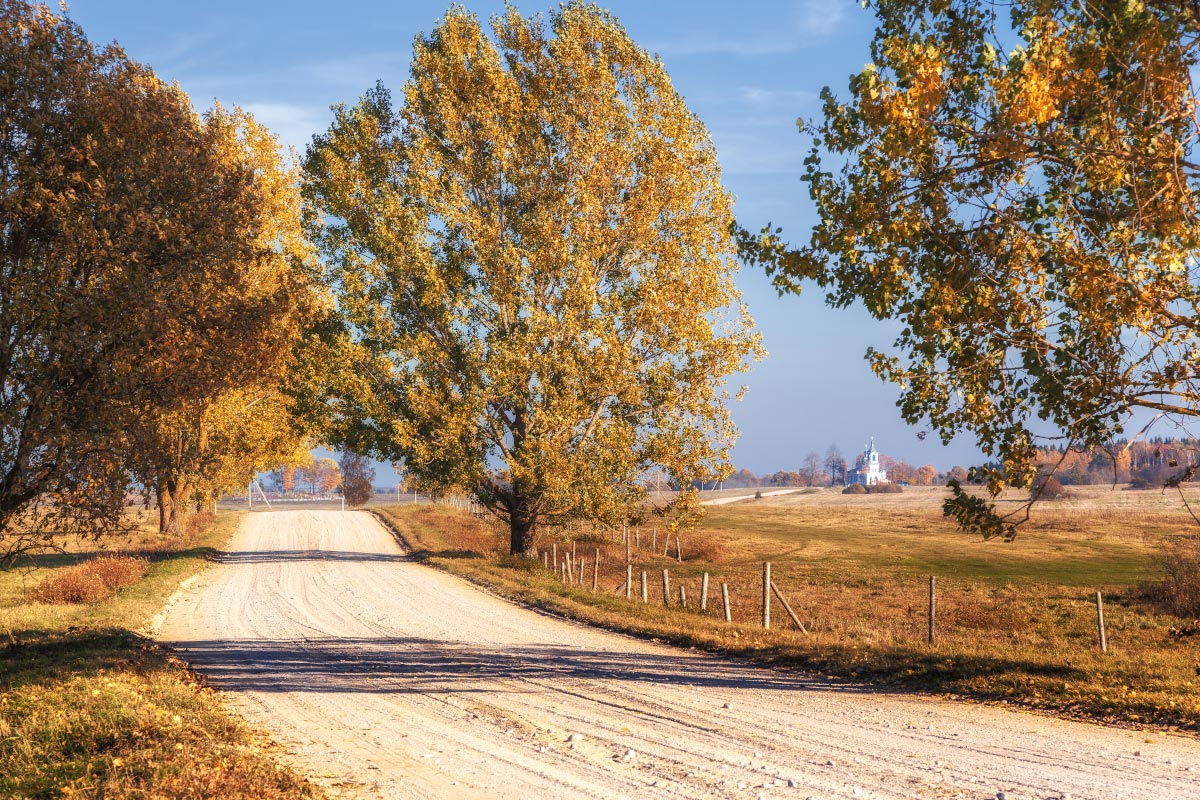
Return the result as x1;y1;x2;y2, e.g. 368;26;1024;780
156;483;168;534
163;474;190;535
509;513;536;557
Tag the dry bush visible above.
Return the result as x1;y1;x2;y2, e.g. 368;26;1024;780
866;483;903;494
1035;475;1071;500
1145;536;1200;617
33;555;150;604
184;511;214;541
682;535;726;562
842;483;867;495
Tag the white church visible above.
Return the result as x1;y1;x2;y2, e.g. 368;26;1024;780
846;437;888;486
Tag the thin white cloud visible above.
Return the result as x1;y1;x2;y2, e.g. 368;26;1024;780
649;0;847;58
738;86;817;110
240;102;331;153
795;0;846;38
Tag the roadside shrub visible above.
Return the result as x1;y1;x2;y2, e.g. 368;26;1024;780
33;555;150;604
842;483;867;495
867;483;903;494
184;511;214;541
754;490;762;499
1144;536;1200;617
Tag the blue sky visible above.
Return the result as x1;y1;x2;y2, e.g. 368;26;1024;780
67;0;989;473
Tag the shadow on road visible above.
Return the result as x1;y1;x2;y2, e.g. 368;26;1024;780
215;549;409;565
166;636;849;695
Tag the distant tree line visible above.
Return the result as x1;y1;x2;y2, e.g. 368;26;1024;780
1034;438;1200;488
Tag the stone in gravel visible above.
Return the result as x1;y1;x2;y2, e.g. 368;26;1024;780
567;733;582;743
722;701;732;709
788;779;799;788
622;749;637;761
825;760;836;767
995;793;1006;800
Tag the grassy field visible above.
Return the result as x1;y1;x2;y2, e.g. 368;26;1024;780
376;485;1200;733
0;513;323;800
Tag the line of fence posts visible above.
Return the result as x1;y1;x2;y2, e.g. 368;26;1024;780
531;524;1114;652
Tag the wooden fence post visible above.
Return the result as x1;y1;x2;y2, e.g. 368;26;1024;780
626;564;633;600
1096;591;1108;653
770;580;809;635
625;523;631;563
762;562;771;629
593;549;600;592
543;551;549;570
676;534;683;562
679;584;687;608
566;557;573;583
700;572;710;612
722;583;732;622
928;575;936;645
664;533;671;557
641;570;648;603
635;526;640;549
652;529;657;553
578;559;585;586
552;543;557;571
662;568;671;605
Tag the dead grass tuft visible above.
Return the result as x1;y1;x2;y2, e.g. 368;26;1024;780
33;555;150;604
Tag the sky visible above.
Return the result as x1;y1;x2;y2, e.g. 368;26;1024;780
65;0;990;473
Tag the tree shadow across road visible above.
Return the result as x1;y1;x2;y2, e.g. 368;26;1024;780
215;550;409;565
166;635;850;695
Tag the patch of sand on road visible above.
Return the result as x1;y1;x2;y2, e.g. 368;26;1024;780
159;511;1200;799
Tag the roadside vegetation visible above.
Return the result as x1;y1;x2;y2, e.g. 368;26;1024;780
0;512;323;799
377;486;1200;733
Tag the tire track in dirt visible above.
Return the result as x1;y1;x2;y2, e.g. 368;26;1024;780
159;510;1200;799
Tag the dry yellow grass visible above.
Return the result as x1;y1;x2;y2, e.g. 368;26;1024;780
377;488;1200;732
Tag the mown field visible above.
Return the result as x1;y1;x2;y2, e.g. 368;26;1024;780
376;485;1200;733
0;513;323;800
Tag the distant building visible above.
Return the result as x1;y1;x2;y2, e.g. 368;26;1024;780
847;438;888;486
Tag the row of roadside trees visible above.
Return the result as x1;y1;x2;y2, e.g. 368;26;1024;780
0;1;763;563
0;3;325;563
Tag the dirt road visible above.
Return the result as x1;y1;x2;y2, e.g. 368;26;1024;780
159;511;1200;799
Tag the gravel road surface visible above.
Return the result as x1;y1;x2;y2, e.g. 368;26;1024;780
158;510;1200;799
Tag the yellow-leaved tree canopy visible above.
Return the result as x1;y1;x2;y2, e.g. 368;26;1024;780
301;2;763;556
741;0;1200;539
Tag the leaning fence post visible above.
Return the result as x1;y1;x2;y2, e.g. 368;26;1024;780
722;582;732;622
1096;591;1108;653
770;580;809;635
662;568;671;606
928;575;937;645
676;534;683;562
762;562;771;629
700;572;710;612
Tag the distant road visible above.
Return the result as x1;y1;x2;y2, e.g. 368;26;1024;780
701;488;806;506
160;510;1200;799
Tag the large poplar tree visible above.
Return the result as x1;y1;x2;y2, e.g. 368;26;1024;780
742;0;1200;538
303;2;762;555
